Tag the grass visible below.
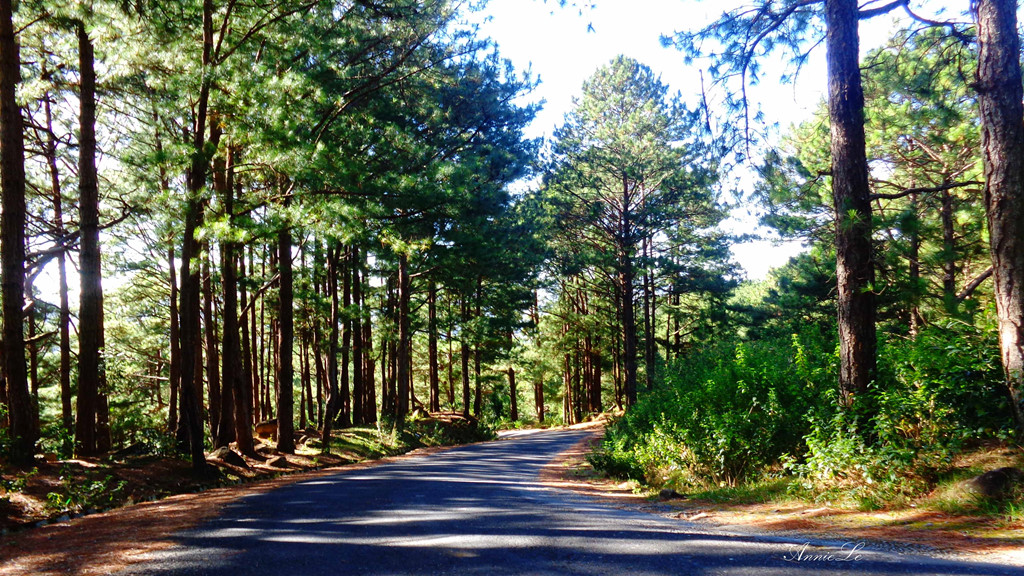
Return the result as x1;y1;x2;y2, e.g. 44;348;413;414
679;477;801;505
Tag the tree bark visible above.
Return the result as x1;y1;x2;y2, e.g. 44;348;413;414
908;191;924;335
169;245;180;432
362;275;377;424
76;21;105;457
643;236;655;389
276;199;296;453
397;253;411;419
176;0;215;471
508;367;518;421
239;246;256;428
351;249;364;426
826;0;876;408
203;248;221;439
428;279;440;413
941;188;957;310
0;0;27;463
472;277;483;418
461;297;471;418
619;248;638;407
975;0;1024;435
216;147;253;453
43;89;73;450
338;247;350;427
322;243;342;450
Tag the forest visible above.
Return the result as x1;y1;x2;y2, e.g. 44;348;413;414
0;0;1023;522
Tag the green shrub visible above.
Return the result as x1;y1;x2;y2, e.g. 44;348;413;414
793;321;1012;504
594;328;835;486
46;462;128;513
407;414;496;446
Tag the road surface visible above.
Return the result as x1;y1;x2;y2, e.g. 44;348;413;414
125;429;1023;575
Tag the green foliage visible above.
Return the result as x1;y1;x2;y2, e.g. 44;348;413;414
37;422;76;460
594;328;835;486
45;462;128;514
593;308;1017;505
406;414;497;446
1;468;34;496
791;320;1014;506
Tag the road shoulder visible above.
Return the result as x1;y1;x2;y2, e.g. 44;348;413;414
539;428;1024;568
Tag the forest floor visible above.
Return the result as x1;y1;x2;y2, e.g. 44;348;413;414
0;426;407;534
540;431;1024;567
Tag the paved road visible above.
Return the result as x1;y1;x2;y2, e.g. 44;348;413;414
126;429;1023;576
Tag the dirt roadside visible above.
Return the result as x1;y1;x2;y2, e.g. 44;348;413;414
539;430;1024;568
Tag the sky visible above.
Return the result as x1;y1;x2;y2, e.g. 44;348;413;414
468;0;971;280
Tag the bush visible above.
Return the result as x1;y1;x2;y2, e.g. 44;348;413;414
793;321;1014;504
594;328;835;487
406;413;496;446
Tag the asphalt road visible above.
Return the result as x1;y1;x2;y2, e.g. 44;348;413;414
125;429;1023;576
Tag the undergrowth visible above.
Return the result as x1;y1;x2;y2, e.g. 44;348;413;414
590;321;1023;515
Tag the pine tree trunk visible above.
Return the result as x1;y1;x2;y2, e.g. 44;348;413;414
508;367;518;421
428;280;440;413
27;296;38;441
397;253;411;419
0;0;30;461
461;297;471;418
941;188;957;309
562;349;573;424
362;280;377;424
299;331;308;430
249;245;261;424
447;322;455;408
643;236;655;390
619;249;638;407
216;148;252;452
276;200;296;454
531;294;544;423
975;0;1024;435
908;191;924;335
338;246;350;427
43;90;73;449
322;244;341;450
203;251;221;439
472;278;483;418
175;0;215;471
239;247;256;429
826;0;876;408
76;21;105;457
169;245;180;432
351;249;364;426
383;278;397;418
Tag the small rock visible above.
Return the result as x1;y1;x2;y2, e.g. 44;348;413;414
967;467;1024;500
267;456;290;469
